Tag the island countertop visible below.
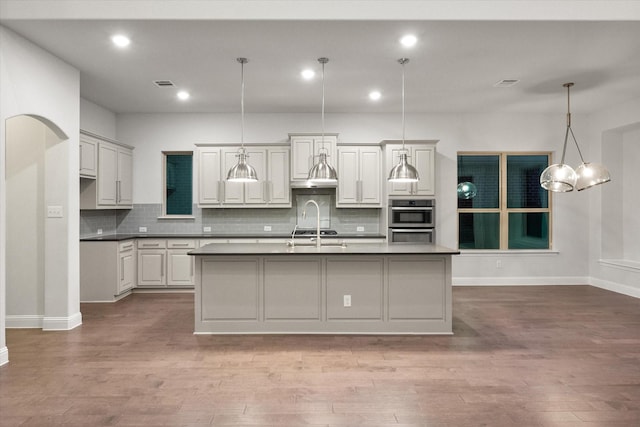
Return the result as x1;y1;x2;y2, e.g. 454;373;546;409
189;242;459;256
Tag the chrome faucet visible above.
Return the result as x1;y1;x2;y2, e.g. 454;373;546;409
302;199;321;248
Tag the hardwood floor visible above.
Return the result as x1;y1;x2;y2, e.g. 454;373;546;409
2;286;640;426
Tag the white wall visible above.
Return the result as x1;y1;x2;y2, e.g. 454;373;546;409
1;25;81;365
80;98;117;139
117;110;590;285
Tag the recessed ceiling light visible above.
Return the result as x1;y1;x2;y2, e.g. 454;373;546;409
177;91;190;101
301;69;315;80
369;91;382;101
111;34;131;48
400;34;417;48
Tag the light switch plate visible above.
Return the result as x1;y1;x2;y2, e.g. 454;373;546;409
97;229;103;235
139;226;147;233
264;225;272;232
203;226;212;232
356;226;365;232
47;205;63;218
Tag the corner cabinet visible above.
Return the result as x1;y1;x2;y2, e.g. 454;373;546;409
80;131;134;209
197;145;290;208
289;133;338;182
337;145;382;207
384;142;436;196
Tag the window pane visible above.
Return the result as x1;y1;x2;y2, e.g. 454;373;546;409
458;213;500;249
508;212;549;249
457;155;500;209
166;154;193;215
506;155;548;208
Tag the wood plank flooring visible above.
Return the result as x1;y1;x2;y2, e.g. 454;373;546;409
2;285;640;426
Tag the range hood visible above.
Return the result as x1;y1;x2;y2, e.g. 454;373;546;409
290;180;337;188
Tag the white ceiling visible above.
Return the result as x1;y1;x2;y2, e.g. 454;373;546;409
2;2;640;115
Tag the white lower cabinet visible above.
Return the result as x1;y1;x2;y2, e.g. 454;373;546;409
80;239;136;302
137;239;195;288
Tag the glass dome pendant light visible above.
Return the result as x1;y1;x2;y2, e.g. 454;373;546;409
388;58;419;183
227;57;258;182
307;57;338;183
540;82;610;192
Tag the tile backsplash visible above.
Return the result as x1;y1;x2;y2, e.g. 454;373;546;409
80;190;382;237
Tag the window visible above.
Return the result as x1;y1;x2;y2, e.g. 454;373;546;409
457;152;551;250
163;151;193;217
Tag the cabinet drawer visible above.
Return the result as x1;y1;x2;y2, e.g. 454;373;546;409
119;240;135;252
137;239;167;249
167;239;196;249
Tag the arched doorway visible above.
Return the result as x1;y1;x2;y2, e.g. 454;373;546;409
5;114;80;330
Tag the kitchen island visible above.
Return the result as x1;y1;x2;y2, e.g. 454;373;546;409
190;242;459;334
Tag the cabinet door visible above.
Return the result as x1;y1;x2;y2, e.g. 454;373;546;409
222;149;245;204
137;249;166;287
118;248;136;293
290;136;315;180
413;146;435;196
167;249;194;287
198;148;222;205
97;143;118;205
314;136;337;175
243;148;267;204
267;148;290;205
359;147;382;205
117;148;133;206
337;147;359;204
79;137;97;178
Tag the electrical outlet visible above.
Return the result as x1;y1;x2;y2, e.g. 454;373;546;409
97;229;103;235
203;226;212;233
264;225;272;232
496;259;502;269
47;205;63;218
139;226;147;233
343;295;352;307
356;226;365;232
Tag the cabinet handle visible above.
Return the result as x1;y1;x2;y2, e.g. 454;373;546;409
172;243;190;247
220;181;225;202
116;180;122;203
120;259;124;281
121;244;133;250
357;180;362;202
161;254;164;276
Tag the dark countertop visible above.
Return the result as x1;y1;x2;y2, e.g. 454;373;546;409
189;242;459;256
80;233;387;242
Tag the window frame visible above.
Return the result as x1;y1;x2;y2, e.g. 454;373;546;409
161;150;195;219
457;151;553;250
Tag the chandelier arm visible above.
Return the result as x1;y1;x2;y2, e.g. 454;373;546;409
568;126;586;163
560;126;570;165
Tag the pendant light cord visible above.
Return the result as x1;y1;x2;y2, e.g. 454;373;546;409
238;57;247;150
318;57;328;154
399;58;409;152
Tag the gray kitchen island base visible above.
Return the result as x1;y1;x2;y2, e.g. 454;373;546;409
191;243;457;334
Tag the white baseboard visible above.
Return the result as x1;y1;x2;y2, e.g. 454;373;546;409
6;315;44;328
590;277;640;299
453;276;589;286
43;312;82;331
0;347;8;366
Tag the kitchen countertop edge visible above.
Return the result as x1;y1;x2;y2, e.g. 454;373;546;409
80;233;387;242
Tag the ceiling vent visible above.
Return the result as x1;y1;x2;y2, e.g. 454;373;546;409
154;80;175;87
493;79;520;88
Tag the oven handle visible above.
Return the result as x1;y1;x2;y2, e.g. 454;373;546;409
390;207;433;211
390;228;433;233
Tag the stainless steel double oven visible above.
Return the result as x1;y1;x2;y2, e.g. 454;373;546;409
388;198;435;244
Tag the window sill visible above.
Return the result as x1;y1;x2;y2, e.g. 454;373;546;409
459;249;559;256
157;215;195;220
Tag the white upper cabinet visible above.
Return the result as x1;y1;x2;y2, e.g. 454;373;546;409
290;133;338;181
80;131;134;210
197;145;291;208
79;134;97;178
385;142;436;196
337;145;382;207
